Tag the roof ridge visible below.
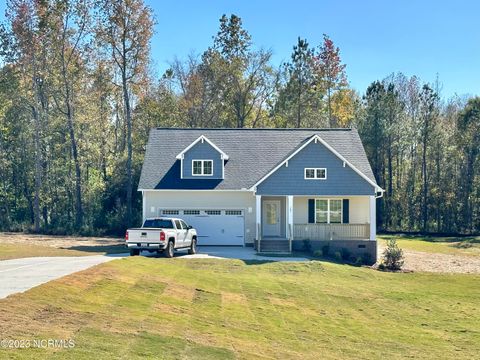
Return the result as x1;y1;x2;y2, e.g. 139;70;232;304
154;127;352;131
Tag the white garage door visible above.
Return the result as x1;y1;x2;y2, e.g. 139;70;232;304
160;209;244;246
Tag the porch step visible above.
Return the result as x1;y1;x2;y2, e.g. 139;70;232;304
259;240;290;253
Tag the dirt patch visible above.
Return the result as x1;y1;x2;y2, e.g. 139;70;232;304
378;243;480;274
269;297;297;307
0;232;124;253
221;292;248;306
162;283;195;303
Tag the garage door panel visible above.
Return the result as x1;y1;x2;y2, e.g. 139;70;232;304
174;210;244;246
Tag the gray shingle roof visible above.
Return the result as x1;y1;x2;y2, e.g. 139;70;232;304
138;128;377;190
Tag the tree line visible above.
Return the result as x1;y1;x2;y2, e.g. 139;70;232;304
0;1;478;235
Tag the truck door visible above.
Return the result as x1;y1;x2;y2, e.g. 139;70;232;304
180;220;192;246
174;219;186;246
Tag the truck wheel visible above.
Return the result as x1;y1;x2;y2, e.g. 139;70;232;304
165;241;174;258
188;238;197;255
130;249;140;256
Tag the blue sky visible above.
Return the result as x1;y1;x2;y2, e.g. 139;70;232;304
2;1;479;98
149;0;479;98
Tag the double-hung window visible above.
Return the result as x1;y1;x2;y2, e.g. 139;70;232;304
192;160;213;176
305;168;327;180
315;199;342;223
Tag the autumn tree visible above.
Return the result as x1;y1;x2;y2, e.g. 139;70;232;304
5;0;51;232
314;34;348;127
96;0;154;226
48;0;92;229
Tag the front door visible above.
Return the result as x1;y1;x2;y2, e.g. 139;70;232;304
262;200;281;237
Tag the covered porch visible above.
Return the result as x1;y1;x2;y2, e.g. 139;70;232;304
255;195;376;254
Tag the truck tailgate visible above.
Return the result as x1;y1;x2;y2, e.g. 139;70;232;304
127;229;163;243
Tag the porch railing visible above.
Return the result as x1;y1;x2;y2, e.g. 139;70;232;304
293;223;370;241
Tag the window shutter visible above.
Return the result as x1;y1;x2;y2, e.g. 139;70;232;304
308;199;315;223
342;199;349;224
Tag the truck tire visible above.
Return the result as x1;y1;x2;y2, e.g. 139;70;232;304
165;240;174;258
130;249;140;256
188;238;197;255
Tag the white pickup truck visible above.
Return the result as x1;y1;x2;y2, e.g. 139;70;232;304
125;217;197;258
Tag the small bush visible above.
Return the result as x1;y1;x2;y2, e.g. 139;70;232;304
334;251;342;261
354;256;363;266
321;244;330;257
302;239;312;253
362;252;373;265
313;249;323;258
381;239;404;270
340;248;350;261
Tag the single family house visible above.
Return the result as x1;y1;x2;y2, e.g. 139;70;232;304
138;128;383;261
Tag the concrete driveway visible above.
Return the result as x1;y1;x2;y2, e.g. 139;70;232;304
0;247;306;300
158;246;309;262
0;254;126;299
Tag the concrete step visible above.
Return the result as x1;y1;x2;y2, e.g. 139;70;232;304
259;240;290;253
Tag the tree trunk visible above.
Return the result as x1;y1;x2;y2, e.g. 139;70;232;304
62;59;83;229
122;66;133;227
421;129;428;232
31;104;41;233
296;82;301;128
327;87;332;128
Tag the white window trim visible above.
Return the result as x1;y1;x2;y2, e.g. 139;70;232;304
304;168;327;180
314;198;342;224
176;135;229;160
192;159;213;176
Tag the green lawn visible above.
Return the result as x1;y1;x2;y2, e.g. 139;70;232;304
378;234;480;256
0;243;126;260
0;257;479;359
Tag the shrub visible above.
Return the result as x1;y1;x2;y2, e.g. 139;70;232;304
313;249;323;258
340;248;350;261
362;252;373;265
381;239;404;270
321;244;330;257
354;256;363;266
334;251;342;261
302;239;312;253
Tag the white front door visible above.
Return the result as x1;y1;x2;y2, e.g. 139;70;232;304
262;200;281;237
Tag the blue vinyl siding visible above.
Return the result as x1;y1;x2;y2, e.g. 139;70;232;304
182;141;223;179
257;141;376;195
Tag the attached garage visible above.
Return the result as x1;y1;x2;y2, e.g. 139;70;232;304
159;209;245;246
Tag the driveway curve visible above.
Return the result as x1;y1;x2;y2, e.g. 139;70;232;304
0;254;126;299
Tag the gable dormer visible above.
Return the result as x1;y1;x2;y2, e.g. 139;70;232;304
176;135;229;179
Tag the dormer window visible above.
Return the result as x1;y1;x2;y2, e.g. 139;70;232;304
192;160;213;176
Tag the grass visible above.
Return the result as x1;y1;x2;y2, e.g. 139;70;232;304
0;243;127;261
378;234;480;256
0;257;479;359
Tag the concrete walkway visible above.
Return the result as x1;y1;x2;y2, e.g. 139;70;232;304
0;254;126;299
158;246;309;262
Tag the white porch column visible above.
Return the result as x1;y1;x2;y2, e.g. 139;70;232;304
142;191;146;224
369;195;376;241
255;195;261;241
286;196;293;239
287;196;293;252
